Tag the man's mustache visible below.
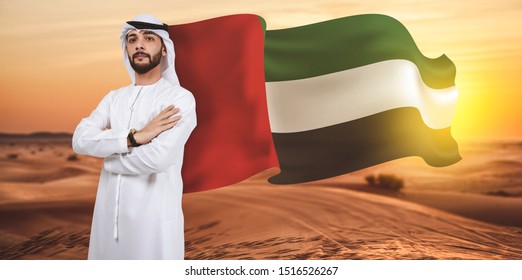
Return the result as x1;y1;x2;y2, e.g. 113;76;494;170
132;51;151;59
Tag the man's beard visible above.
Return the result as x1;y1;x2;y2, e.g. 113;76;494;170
128;50;162;74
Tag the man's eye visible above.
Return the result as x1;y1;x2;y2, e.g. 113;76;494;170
128;38;136;43
146;37;154;41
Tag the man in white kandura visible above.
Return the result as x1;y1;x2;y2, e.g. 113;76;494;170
72;14;196;259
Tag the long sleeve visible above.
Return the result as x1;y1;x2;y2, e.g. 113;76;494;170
72;92;130;158
103;92;196;175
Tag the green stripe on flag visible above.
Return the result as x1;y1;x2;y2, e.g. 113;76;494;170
264;14;455;89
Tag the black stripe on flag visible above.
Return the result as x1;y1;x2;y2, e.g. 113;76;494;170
269;107;461;184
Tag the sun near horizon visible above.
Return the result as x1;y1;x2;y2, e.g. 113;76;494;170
1;0;521;142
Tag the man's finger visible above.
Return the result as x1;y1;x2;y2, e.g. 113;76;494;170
161;111;177;120
159;111;180;122
162;105;178;113
159;107;179;118
154;108;177;122
159;115;181;126
162;116;181;126
155;105;174;117
159;120;179;132
163;105;175;111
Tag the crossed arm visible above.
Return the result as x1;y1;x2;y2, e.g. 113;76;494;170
126;104;181;148
72;91;196;175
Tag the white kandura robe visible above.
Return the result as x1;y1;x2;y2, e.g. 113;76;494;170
72;78;196;259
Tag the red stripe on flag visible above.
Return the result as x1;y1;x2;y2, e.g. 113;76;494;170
169;14;279;193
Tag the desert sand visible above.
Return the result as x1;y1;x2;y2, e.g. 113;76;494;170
1;135;521;259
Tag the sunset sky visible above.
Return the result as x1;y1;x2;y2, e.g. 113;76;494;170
1;0;521;142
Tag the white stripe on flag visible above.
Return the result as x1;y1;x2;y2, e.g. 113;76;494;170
266;59;457;133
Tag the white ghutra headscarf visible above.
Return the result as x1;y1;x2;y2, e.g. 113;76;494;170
120;14;180;85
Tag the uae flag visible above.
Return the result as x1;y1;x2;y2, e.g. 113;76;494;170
169;14;279;193
169;14;460;192
265;14;460;184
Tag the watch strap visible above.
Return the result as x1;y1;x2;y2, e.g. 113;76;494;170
128;129;141;147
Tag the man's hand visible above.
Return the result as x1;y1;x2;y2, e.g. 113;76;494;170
134;105;181;145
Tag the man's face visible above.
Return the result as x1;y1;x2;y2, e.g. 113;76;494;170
126;30;166;74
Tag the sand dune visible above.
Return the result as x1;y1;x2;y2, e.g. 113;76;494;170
0;200;92;260
0;166;88;183
1;137;522;259
183;185;522;259
3;185;521;260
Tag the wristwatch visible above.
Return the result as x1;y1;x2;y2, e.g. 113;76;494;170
127;128;141;147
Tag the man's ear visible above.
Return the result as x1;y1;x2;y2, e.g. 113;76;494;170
162;46;167;56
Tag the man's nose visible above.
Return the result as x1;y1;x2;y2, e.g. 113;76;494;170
135;39;145;50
